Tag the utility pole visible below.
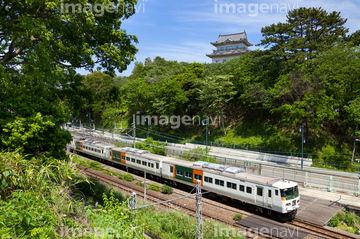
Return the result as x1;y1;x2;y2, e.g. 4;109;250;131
352;124;359;164
133;114;136;148
147;118;150;138
144;170;146;201
86;113;91;129
196;180;203;239
110;114;114;139
202;119;209;154
300;124;304;169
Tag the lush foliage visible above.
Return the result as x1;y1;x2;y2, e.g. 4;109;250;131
139;206;244;239
328;209;360;234
0;152;144;238
135;137;167;155
0;0;138;157
183;147;217;163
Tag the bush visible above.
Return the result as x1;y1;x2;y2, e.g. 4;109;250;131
148;184;160;192
118;173;135;182
135;181;144;187
89;161;103;170
233;213;243;221
161;184;173;194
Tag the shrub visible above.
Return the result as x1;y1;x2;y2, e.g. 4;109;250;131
233;213;243;221
89;161;103;170
118;173;134;182
148;184;160;192
161;185;173;194
135;181;145;187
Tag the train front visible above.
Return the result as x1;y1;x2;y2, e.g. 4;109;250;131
273;180;300;221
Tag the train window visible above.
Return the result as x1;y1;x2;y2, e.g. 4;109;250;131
268;190;272;198
246;187;252;194
148;162;151;167
151;163;154;168
215;179;223;186
204;176;213;183
136;160;141;164
257;187;263;196
131;158;135;163
102;150;104;154
126;157;130;161
185;172;191;178
176;170;184;176
170;166;174;173
239;185;245;192
142;161;147;166
194;174;202;181
156;163;159;169
121;155;125;160
227;182;236;190
275;190;279;196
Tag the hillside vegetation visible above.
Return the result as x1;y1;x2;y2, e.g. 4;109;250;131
0;152;145;238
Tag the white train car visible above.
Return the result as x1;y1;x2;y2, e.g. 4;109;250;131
67;139;300;221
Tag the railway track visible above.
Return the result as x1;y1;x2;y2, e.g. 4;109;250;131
81;167;277;239
287;219;360;239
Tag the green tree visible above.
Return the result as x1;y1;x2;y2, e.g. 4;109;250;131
152;78;188;116
82;71;120;125
0;0;138;156
122;78;156;115
259;7;348;68
193;75;237;135
272;44;360;150
348;30;360;46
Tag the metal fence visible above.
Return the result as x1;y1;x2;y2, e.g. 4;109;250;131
261;165;360;195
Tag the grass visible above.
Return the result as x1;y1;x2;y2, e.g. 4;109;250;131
161;184;173;194
233;213;243;221
139;206;244;239
135;181;145;186
148;184;161;192
118;173;135;182
328;209;360;235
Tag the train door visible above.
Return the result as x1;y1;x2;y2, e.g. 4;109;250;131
267;189;273;208
255;186;265;206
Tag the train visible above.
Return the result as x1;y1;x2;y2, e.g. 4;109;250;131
67;138;300;221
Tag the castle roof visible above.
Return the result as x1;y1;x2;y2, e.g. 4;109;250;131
210;32;253;47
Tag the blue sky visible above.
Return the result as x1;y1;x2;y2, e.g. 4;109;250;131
79;0;360;76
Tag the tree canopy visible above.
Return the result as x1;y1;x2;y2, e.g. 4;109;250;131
0;0;138;157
